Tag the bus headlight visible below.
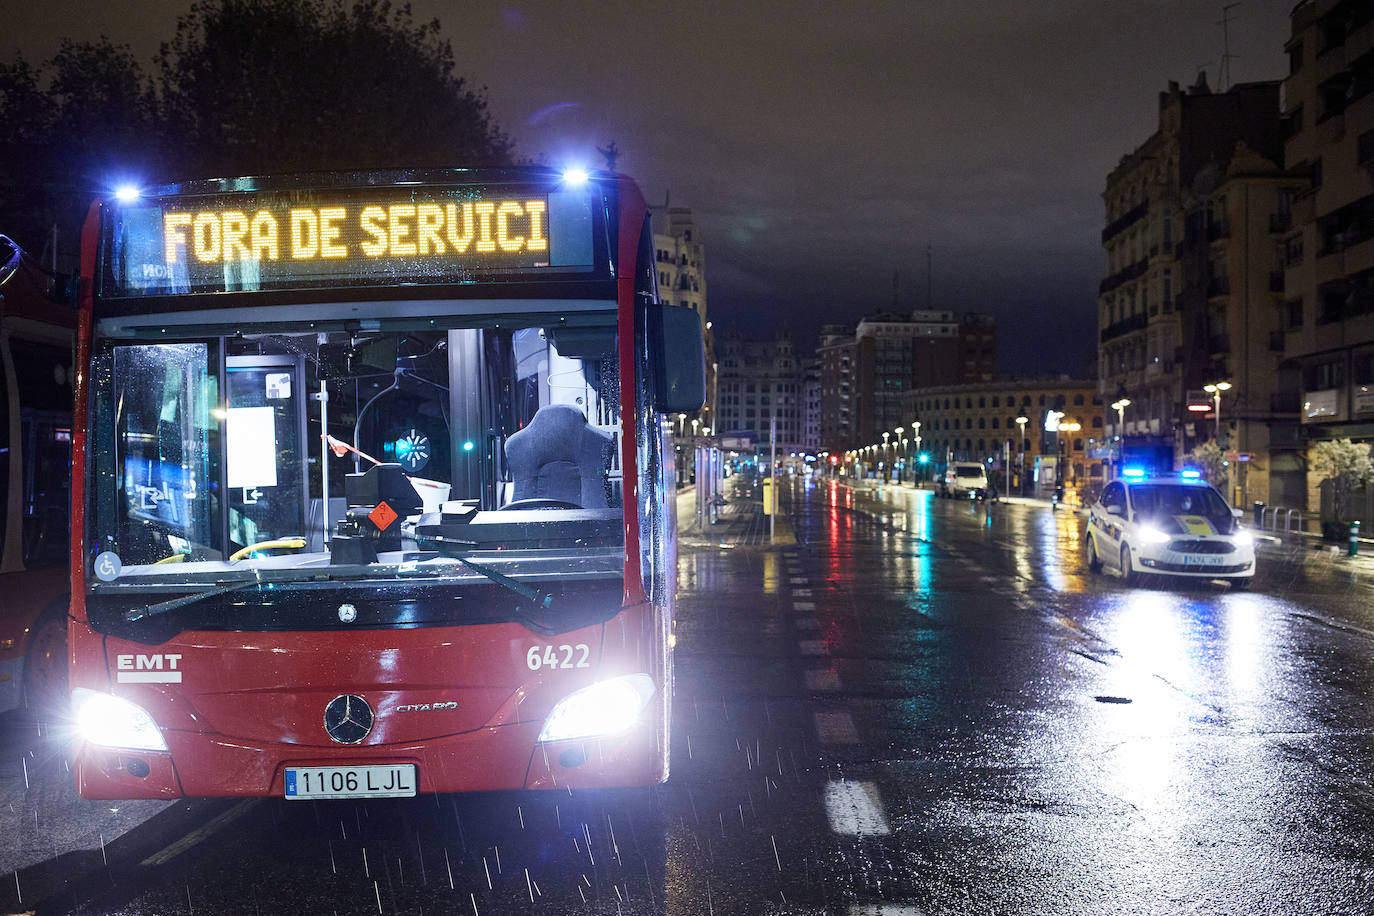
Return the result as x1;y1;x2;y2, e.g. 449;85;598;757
72;688;168;752
538;674;655;743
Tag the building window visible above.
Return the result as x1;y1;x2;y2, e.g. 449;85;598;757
1285;298;1304;329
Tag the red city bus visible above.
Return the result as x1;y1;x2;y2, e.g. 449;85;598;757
0;239;74;719
68;168;704;799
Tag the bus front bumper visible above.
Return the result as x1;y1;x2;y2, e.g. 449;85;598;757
74;714;666;798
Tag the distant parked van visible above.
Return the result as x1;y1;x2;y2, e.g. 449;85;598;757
938;462;989;498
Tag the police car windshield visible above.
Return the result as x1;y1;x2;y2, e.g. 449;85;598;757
1128;483;1231;525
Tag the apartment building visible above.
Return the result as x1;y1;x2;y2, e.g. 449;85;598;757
819;310;996;452
1280;0;1374;513
652;206;716;430
715;334;804;452
906;378;1105;492
1100;76;1295;506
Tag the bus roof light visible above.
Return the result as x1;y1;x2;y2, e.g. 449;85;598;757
114;184;141;202
561;167;589;187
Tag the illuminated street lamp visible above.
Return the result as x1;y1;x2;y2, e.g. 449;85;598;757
1203;381;1232;442
1110;397;1131;436
1015;415;1028;495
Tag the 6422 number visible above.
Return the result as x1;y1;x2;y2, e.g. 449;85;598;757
526;644;591;671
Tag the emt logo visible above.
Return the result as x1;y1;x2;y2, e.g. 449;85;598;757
115;654;184;683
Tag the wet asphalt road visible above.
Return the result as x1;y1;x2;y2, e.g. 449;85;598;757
6;476;1374;914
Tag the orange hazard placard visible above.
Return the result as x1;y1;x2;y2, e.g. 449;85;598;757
368;501;399;531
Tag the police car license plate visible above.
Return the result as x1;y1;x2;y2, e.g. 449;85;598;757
1182;555;1227;566
284;764;416;799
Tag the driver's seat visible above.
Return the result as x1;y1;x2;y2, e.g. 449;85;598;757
504;404;613;508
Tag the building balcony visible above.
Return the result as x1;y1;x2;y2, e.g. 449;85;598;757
1207;219;1231;241
1098;258;1149;295
1208;334;1230;355
1270;270;1286;292
1207;276;1231;298
1099;312;1148;344
1101;200;1148;243
1270;212;1294;233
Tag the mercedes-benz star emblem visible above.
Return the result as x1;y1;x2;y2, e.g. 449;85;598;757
324;694;374;745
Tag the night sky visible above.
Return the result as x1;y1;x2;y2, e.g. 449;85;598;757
4;1;1292;376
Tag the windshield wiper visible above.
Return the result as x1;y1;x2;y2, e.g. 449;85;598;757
453;556;555;609
125;579;264;622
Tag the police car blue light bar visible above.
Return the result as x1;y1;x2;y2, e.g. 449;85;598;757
1179;469;1201;479
1122;467;1146;478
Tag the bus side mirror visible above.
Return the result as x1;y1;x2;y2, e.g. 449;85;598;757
648;305;705;413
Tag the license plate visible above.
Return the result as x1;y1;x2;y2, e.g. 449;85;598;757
1181;555;1226;566
284;764;417;799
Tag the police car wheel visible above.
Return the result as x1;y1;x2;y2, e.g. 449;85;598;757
1086;536;1103;573
1120;544;1140;586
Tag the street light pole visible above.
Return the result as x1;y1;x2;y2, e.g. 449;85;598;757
1015;415;1028;496
1110;397;1131;475
1203;381;1232;443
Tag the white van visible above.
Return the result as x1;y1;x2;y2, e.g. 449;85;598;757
940;462;989;498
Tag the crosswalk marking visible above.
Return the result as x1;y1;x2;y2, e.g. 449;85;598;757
824;780;890;835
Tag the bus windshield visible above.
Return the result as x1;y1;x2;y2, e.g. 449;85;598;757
88;319;625;594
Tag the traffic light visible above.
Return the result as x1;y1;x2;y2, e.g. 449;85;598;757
918;453;929;464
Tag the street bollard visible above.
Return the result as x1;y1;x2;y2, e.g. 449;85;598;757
1350;520;1361;557
762;478;773;516
1253;501;1265;527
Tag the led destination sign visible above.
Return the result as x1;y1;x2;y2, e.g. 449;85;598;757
108;184;595;298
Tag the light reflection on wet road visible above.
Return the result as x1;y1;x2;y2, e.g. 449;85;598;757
4;475;1374;914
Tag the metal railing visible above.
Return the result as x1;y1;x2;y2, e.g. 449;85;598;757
1259;506;1305;533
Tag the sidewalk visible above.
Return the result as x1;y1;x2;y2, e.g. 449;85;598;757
1253;526;1374;575
675;485;796;549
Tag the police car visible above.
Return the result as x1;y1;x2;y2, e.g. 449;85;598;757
1085;469;1255;588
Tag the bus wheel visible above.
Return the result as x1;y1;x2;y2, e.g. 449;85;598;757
24;613;69;721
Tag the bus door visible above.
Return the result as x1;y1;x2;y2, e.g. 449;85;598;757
225;354;308;554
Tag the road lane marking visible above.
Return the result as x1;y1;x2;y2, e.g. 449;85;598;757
793;601;816;611
805;669;840;691
848;906;925;915
140;799;261;866
792;588;813;596
798;640;828;655
823;780;890;835
795;617;820;630
789;577;808;584
814;710;859;744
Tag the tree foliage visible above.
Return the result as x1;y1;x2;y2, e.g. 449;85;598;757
1187;440;1227;490
0;0;512;263
1310;438;1374;523
155;0;511;176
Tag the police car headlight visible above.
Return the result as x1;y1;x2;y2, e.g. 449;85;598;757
538;674;655;743
72;688;168;752
1138;526;1172;545
1232;529;1254;547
